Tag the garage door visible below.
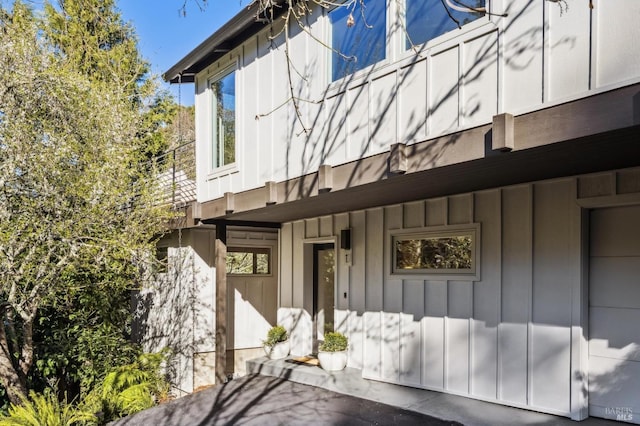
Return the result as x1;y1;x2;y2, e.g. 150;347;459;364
589;205;640;423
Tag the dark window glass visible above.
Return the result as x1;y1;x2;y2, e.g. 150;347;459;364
211;70;235;168
330;0;386;81
406;0;485;49
394;234;473;272
227;247;271;275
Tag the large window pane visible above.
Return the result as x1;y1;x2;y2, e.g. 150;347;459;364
211;70;235;168
406;0;485;49
330;0;386;81
392;226;479;278
395;236;472;270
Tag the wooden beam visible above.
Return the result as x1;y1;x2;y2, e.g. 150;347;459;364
492;113;514;152
318;164;333;193
389;143;408;174
215;222;227;384
224;192;235;214
265;181;278;205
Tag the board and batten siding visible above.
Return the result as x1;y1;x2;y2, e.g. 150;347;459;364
279;177;587;416
193;1;640;204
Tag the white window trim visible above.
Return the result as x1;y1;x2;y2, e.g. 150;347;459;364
326;0;392;85
402;0;491;52
206;62;239;179
326;0;495;94
388;223;481;281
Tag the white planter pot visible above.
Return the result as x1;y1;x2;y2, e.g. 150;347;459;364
264;340;290;360
318;350;348;371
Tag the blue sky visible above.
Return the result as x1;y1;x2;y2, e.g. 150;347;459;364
118;1;246;104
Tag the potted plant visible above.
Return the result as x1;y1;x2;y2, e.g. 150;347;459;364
263;325;290;360
317;331;348;371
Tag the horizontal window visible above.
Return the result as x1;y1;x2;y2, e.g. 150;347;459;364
406;0;486;49
391;225;479;279
330;0;386;81
227;247;271;275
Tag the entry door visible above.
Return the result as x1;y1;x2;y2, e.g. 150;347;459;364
588;205;640;423
313;243;335;352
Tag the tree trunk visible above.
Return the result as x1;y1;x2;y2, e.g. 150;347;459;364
0;320;27;404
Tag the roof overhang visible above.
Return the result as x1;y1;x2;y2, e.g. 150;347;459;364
163;0;286;84
210;125;640;224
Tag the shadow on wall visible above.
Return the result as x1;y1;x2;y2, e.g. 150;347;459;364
580;342;640;420
132;238;215;395
248;0;577;203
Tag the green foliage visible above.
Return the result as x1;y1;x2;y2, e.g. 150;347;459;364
43;0;150;97
263;325;288;347
0;389;95;426
319;332;348;352
0;0;175;405
395;235;472;270
83;352;170;423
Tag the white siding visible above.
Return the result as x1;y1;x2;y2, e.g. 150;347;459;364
134;229;216;394
589;206;640;423
194;1;640;203
278;173;605;417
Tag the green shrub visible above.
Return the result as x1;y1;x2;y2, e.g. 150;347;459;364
263;325;288;348
0;388;95;426
82;351;170;423
319;331;348;352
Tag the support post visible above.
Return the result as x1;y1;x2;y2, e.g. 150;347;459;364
215;222;227;384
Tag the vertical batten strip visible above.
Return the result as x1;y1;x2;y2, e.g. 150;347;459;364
527;184;534;406
458;42;463;129
588;2;597;90
569;178;588;420
542;0;550;103
444;279;450;390
469;192;475;395
496;189;503;400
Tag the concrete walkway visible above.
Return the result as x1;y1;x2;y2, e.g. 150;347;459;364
112;374;460;425
246;357;621;426
114;357;623;425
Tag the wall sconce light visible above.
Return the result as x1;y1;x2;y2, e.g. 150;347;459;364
340;228;351;250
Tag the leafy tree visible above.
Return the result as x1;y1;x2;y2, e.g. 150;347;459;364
44;0;176;159
43;0;149;99
0;1;172;405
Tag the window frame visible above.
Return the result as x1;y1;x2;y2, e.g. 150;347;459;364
403;0;490;51
226;246;272;276
389;223;481;281
207;64;238;176
327;0;390;83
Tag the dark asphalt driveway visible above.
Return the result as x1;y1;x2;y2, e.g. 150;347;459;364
113;374;461;425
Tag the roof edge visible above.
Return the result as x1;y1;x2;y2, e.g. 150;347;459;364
163;1;284;83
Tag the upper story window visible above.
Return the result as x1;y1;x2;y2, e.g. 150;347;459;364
406;0;486;49
330;0;387;81
209;68;236;170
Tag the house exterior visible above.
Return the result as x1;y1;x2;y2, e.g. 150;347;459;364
143;0;640;422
